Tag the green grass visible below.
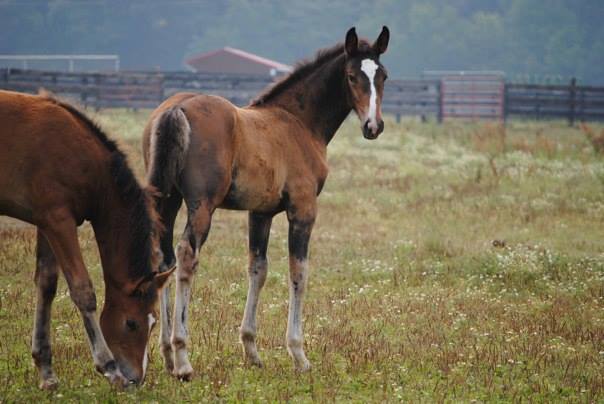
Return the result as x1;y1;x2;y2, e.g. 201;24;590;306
1;112;603;402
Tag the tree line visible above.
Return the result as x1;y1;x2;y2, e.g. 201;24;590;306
1;0;602;84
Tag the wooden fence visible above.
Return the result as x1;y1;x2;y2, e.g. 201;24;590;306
505;79;604;124
440;74;505;120
1;68;603;123
383;79;441;121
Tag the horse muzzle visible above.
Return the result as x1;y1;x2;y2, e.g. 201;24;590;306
363;119;384;139
116;360;143;386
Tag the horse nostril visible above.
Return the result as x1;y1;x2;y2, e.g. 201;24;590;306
378;120;384;134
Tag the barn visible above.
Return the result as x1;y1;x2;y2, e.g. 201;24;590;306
185;47;292;76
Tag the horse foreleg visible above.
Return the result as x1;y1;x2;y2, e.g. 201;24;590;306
286;204;316;371
31;230;59;390
171;205;211;380
40;210;128;388
240;212;272;367
159;282;173;371
156;191;182;373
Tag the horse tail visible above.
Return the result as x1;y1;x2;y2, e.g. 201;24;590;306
148;106;191;196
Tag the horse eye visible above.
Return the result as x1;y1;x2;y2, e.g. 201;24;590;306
126;319;138;331
348;74;357;83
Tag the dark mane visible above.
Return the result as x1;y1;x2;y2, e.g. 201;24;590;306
42;92;157;283
250;43;346;106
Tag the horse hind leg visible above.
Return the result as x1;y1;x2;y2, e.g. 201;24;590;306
240;212;272;367
171;202;212;380
31;230;59;390
155;189;183;373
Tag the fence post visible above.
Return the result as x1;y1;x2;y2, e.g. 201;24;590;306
158;73;165;105
80;74;87;106
437;80;443;123
568;77;576;126
503;82;508;124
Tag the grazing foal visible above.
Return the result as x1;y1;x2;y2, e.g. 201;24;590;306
143;26;390;379
0;91;171;388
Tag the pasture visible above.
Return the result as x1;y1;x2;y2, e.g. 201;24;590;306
0;112;602;402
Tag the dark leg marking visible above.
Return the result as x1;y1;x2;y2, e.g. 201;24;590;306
158;188;183;270
83;316;97;346
240;212;272;367
32;230;60;389
288;219;313;261
285;209;315;371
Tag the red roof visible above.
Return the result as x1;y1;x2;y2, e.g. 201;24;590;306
185;47;291;74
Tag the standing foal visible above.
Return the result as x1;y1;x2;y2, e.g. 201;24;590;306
143;26;390;379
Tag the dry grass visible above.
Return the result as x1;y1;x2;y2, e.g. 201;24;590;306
580;123;604;154
0;113;603;402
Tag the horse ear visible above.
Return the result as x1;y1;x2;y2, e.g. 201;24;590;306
154;266;175;290
131;266;175;296
345;27;358;56
373;26;390;55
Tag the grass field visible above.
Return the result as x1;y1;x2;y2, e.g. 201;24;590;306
0;111;603;402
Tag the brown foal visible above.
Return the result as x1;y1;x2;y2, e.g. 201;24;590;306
143;26;390;379
0;91;172;388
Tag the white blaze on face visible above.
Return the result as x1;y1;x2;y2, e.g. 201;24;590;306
360;58;379;131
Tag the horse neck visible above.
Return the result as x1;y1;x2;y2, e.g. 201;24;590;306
90;191;137;291
270;55;352;145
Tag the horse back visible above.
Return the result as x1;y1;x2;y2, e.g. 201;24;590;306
0;91;108;224
144;92;328;212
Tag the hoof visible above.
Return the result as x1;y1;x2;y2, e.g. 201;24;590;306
288;344;311;372
173;364;194;381
296;359;312;372
245;355;264;368
105;371;129;389
39;377;59;390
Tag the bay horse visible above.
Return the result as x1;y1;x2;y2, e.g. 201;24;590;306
0;90;172;389
143;26;389;379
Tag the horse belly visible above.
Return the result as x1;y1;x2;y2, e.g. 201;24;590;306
220;166;285;212
0;160;34;222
